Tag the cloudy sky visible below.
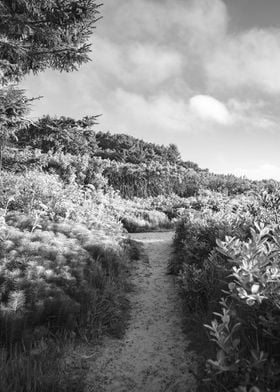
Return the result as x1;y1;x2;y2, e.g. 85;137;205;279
22;0;280;180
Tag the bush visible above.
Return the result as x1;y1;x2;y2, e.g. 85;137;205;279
0;170;123;236
121;209;171;232
171;207;252;275
203;224;280;391
171;189;280;391
177;256;226;313
0;216;129;350
170;192;280;391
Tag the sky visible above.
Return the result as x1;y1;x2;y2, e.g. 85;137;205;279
22;0;280;181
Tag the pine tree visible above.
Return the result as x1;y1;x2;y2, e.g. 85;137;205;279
0;0;101;82
0;0;101;167
16;114;100;154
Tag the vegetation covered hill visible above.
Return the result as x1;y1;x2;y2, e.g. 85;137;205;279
1;1;280;391
3;114;278;200
2;81;280;392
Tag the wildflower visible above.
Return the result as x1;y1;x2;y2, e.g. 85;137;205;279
251;283;260;294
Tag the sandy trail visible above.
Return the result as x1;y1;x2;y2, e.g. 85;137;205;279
86;231;196;392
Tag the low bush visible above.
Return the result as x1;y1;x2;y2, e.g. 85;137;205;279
171;189;280;391
171;207;253;275
0;207;131;391
0;167;138;391
203;224;280;391
0;170;123;236
121;209;171;232
0;216;129;349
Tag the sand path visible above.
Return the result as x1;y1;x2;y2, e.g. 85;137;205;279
85;231;196;392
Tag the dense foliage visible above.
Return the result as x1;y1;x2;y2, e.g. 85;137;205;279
15;116;182;163
0;0;101;81
0;0;100;176
172;189;280;391
4;113;275;201
0;215;128;342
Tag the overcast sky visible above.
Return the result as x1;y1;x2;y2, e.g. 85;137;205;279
22;0;280;180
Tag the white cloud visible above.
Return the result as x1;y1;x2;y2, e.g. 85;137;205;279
128;43;182;86
189;95;232;124
99;89;242;139
103;0;227;53
234;163;280;181
92;37;182;89
178;0;227;53
206;28;280;94
103;89;192;135
227;98;278;131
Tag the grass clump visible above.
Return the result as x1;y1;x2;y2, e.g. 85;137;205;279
0;340;86;392
0;170;132;391
0;216;129;346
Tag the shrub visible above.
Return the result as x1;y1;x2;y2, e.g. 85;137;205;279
177;254;227;313
121;209;171;232
170;192;280;391
0;217;129;350
0;170;123;236
202;224;280;391
171;208;252;275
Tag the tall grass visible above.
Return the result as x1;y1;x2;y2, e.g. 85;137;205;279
0;169;137;391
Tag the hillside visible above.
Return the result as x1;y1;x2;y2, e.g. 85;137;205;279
3;115;277;200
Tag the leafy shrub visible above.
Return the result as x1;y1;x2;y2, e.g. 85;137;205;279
2;146;47;173
177;255;227;313
169;189;280;391
203;224;280;391
170;192;280;391
0;170;68;215
171;207;252;275
0;170;123;236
